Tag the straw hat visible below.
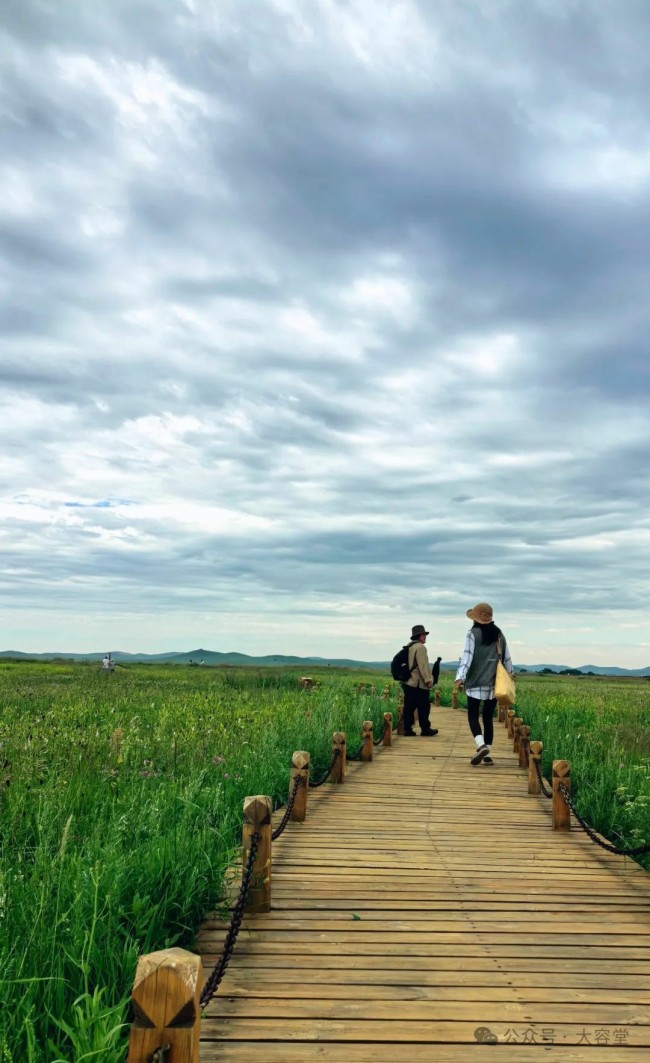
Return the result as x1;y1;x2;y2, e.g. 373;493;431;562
466;602;494;625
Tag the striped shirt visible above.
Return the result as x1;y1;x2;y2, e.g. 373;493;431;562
455;630;513;700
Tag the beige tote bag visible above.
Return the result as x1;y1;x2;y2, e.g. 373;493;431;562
495;639;516;705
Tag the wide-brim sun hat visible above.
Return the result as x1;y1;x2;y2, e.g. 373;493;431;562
466;602;494;624
410;624;430;639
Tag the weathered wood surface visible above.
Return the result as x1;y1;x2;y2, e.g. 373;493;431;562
198;706;650;1060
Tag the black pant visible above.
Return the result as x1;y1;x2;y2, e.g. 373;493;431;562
403;685;431;734
467;697;496;746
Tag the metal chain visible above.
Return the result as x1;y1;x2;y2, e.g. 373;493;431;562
200;830;260;1009
309;747;341;788
558;783;650;857
149;1048;170;1063
373;720;391;746
346;743;364;762
271;772;302;841
533;756;553;799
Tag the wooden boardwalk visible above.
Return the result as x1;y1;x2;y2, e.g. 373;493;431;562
197;704;650;1061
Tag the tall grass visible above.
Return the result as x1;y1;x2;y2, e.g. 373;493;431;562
0;663;390;1061
511;676;650;868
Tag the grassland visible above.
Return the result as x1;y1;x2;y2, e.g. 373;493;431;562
0;662;648;1061
513;672;650;867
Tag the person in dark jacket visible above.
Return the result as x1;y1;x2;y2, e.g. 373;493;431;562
432;656;442;685
454;603;513;766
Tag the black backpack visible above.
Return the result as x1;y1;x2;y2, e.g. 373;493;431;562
390;644;415;683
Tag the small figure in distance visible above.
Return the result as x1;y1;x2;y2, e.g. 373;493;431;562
455;603;514;766
102;653;115;673
403;625;439;738
432;656;442;686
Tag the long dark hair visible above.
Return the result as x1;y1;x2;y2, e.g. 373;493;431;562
473;620;502;646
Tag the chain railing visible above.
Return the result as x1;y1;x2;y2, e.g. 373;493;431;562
272;773;302;840
373;718;391;746
533;755;553;799
558;783;650;857
200;830;260;1009
309;747;341;788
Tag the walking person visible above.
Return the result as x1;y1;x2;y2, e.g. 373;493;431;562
403;625;439;737
454;603;513;765
432;656;442;685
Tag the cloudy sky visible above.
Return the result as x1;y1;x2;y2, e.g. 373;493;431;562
1;0;649;667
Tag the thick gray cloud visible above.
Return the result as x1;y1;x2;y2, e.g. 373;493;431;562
1;0;650;665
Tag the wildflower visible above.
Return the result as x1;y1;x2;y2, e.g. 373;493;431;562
212;755;225;765
223;773;230;779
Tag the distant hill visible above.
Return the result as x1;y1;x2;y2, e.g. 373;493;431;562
518;663;650;677
1;649;649;676
0;648;389;670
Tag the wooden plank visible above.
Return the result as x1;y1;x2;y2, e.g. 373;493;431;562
202;1046;650;1063
199;938;650;957
211;983;650;1003
202;1017;650;1046
202;913;650;928
205;954;650;971
208;999;650;1023
200;968;650;989
199;929;649;945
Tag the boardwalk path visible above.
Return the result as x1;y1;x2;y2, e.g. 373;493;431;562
198;703;650;1061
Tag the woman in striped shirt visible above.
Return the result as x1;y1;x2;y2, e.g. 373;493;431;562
454;603;513;765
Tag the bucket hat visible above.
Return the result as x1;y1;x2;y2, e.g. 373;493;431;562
466;603;494;624
410;624;429;639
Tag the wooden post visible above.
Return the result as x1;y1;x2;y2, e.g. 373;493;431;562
361;720;373;761
383;711;393;747
331;731;346;784
507;709;515;739
397;702;404;735
513;717;523;754
552;760;571;832
127;948;202;1063
528;740;543;795
518;725;530;769
381;686;390;700
497;703;505;723
434;689;440;706
451;689;458;710
290;751;310;822
553;761;570;833
243;795;272;912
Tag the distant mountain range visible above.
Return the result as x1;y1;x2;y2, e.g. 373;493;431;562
1;648;649;676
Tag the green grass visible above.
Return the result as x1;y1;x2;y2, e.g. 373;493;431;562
513;675;650;866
